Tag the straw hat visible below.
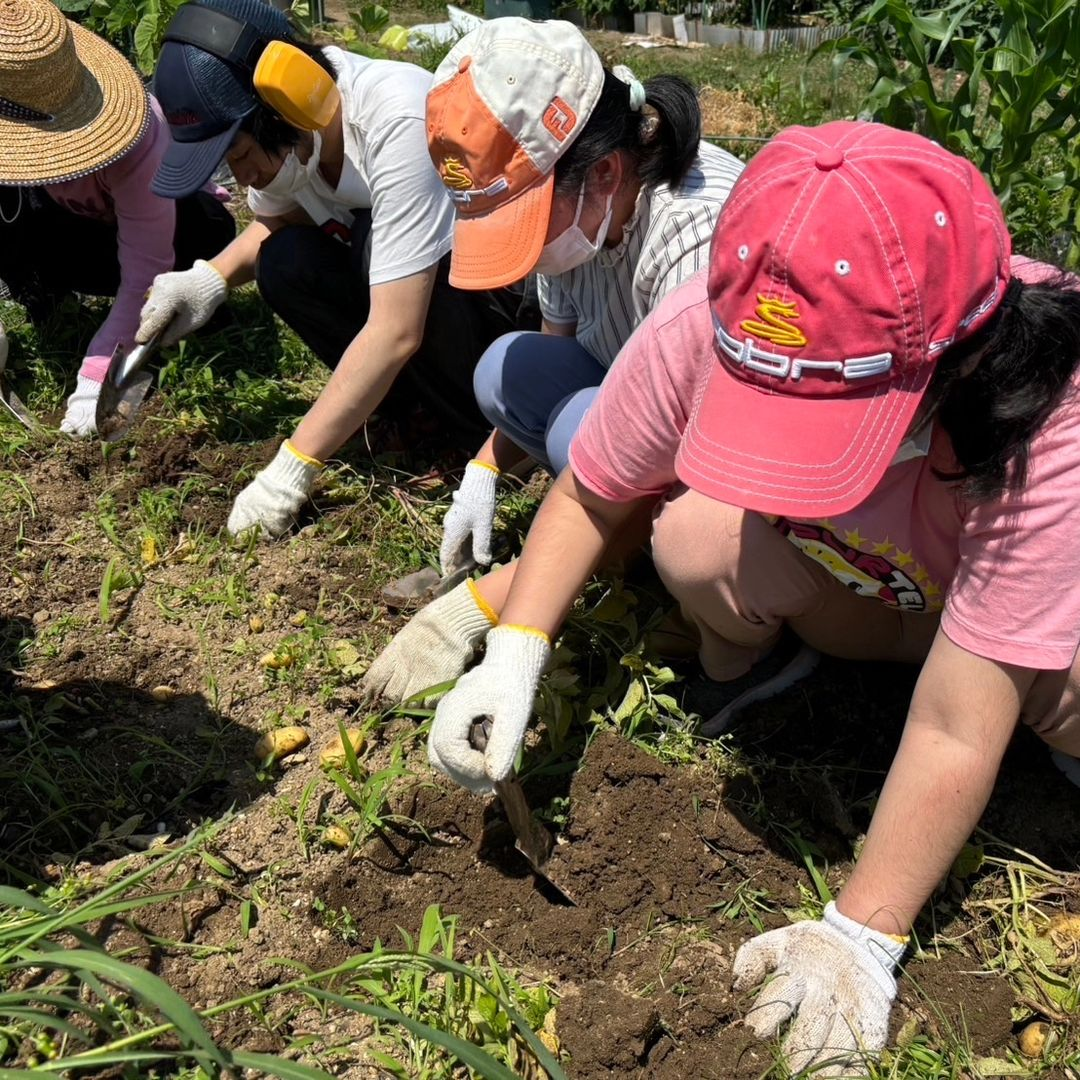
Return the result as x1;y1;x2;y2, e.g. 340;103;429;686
0;0;149;185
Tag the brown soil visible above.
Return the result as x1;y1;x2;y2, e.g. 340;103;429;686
1;429;1078;1076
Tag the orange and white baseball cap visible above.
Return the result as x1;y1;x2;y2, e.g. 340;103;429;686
427;18;604;289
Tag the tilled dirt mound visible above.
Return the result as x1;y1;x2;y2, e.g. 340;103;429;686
120;729;1064;1078
2;426;1078;1077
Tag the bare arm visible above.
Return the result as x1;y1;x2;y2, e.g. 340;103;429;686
289;265;438;462
836;630;1033;935
208;211;312;289
496;467;645;638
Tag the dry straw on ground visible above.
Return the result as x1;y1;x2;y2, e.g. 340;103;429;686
698;85;776;138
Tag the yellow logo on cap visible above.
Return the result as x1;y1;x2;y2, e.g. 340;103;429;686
441;157;473;190
740;295;808;348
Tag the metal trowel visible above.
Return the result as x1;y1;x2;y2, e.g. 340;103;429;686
0;323;36;429
95;332;161;443
380;562;476;608
470;719;575;905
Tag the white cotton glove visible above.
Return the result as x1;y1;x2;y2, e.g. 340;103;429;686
733;901;908;1078
428;624;551;795
137;260;227;347
440;460;500;576
59;374;103;437
362;580;497;705
227;440;322;539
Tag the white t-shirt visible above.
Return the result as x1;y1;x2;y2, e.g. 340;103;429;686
537;139;744;367
248;46;454;286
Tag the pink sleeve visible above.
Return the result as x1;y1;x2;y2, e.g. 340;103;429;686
569;272;711;502
942;384;1080;669
84;101;176;369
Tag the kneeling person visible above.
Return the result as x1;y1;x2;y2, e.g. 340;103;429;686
142;0;535;537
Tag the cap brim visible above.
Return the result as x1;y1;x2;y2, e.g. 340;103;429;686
674;355;932;518
449;173;553;290
151;120;239;198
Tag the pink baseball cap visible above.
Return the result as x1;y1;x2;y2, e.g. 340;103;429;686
675;120;1011;518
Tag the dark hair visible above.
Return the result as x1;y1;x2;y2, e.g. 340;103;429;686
927;272;1080;501
553;70;701;195
239;40;337;154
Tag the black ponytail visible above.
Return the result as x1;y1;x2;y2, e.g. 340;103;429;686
553;70;701;195
928;272;1080;501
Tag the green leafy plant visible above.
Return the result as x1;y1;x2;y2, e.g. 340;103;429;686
56;0;185;74
98;556;142;623
822;0;1080;262
351;2;390;34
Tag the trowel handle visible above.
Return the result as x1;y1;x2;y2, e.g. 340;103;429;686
469;717;493;753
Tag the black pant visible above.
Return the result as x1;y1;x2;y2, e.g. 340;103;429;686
0;188;236;317
254;217;540;445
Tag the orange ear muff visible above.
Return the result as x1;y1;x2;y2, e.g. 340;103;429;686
253;41;340;131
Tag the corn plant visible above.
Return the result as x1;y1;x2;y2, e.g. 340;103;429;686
821;0;1080;262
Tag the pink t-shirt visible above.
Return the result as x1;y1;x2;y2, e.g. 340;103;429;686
570;258;1080;670
45;97;227;379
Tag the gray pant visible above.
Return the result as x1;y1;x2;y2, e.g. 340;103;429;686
472;330;607;473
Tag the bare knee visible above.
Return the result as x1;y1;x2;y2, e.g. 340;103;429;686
652;485;743;601
1020;668;1080;754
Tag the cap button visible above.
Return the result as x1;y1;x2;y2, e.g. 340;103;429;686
815;147;844;171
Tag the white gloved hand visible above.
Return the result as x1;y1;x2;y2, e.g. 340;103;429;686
733;901;908;1078
137;260;227;347
428;624;551;794
59;374;102;437
227;440;322;539
362;581;497;704
440;460;500;576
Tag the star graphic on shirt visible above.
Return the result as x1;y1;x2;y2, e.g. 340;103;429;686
925;581;942;600
843;528;866;548
872;539;893;556
912;566;929;585
893;548;914;567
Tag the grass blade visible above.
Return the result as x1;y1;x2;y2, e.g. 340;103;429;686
13;949;228;1070
232;1052;335;1079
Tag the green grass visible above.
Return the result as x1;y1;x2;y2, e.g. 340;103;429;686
0;44;1076;1080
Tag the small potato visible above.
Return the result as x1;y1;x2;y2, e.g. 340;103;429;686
150;685;176;703
1048;913;1080;942
248;615;265;633
252;726;310;763
322;825;352;849
1018;1021;1051;1058
319;729;367;771
259;651;295;670
290;610;308;627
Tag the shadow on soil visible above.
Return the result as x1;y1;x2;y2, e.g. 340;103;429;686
0;617;261;885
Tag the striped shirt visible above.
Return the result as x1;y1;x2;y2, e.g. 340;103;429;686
537;140;744;368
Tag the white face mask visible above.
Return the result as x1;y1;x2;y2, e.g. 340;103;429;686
889;420;933;467
533;183;614;276
256;132;322;198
